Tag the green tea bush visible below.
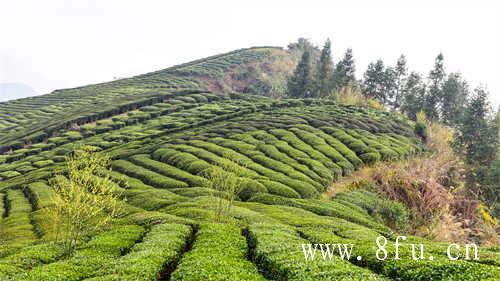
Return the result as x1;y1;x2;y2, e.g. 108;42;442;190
26;181;53;209
246;223;388;280
112;160;188;189
256;143;323;184
251;154;323;191
0;171;21;179
153;148;212;175
0;243;65;271
257;179;301;198
238;178;268;201
90;223;191;281
269;129;338;171
127;211;195;226
239;202;382;241
171;223;266;281
335;190;409;231
248;194;388;233
130;154;207;186
122;187;186;210
272;141;333;185
21;225;144;281
33;160;54;168
0;189;37;245
359;152;381;165
170;187;228;198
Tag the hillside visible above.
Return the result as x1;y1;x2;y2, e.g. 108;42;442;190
0;47;294;153
0;47;499;280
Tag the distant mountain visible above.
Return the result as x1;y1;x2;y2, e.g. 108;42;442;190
0;82;36;102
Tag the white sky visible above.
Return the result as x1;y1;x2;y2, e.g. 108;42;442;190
1;0;499;106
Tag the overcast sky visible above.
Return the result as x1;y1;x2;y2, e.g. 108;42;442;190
1;0;499;106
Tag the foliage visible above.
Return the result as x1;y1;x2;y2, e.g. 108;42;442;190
46;146;122;256
332;48;356;90
287;50;315;98
414;111;428;141
315;38;334;97
171;223;265;281
202;160;245;222
92;223;191;281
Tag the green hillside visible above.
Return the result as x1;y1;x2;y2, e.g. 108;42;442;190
0;47;498;280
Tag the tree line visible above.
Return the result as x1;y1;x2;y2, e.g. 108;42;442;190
287;38;499;216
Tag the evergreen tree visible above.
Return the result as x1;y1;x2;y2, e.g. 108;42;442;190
456;87;497;170
287;50;314;98
455;88;498;203
393;55;408;110
401;72;426;120
363;60;387;103
384;66;398;107
483;109;500;214
441;72;469;125
332;48;356;89
316;38;334;97
424;53;445;121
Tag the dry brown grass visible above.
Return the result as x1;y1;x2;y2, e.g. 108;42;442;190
325;121;497;244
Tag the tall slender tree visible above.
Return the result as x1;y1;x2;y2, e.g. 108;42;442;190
455;88;498;202
441;72;469;125
425;53;445;121
287;50;314;98
332;48;356;89
400;72;426;120
456;87;497;166
393;55;408;110
316;38;334;97
363;60;387;103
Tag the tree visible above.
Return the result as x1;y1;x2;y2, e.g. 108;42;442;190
425;53;445;121
332;48;356;89
441;72;469;125
287;50;315;98
363;60;387;103
393;55;408;110
47;146;121;256
483;109;500;215
384;66;398;107
455;88;498;203
400;72;426;120
316;38;334;97
202;160;244;222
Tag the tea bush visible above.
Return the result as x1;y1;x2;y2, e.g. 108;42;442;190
171;223;266;281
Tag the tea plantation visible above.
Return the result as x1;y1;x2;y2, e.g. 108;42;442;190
0;47;498;280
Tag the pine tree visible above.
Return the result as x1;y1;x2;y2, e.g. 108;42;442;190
455;88;498;203
316;38;334;98
425;53;445;121
483;109;500;213
332;48;356;89
441;72;469;125
384;66;398;107
363;60;387;103
457;87;497;166
401;72;426;120
287;50;314;98
393;55;408;110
